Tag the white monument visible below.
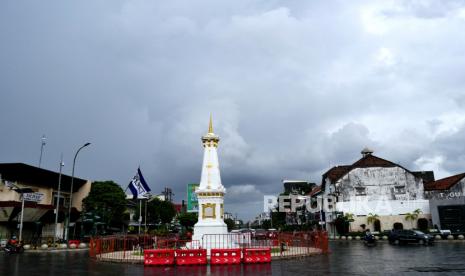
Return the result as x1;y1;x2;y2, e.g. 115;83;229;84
192;116;228;246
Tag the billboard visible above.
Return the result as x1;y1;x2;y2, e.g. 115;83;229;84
187;183;199;212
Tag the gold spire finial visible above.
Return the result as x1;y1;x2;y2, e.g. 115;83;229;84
208;114;213;133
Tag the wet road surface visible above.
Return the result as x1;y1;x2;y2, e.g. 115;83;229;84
2;242;465;275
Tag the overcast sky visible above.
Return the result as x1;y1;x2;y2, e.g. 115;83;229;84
1;0;465;221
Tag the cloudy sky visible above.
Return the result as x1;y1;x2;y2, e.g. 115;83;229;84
1;0;465;220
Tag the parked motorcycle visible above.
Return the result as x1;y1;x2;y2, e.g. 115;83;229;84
363;234;377;247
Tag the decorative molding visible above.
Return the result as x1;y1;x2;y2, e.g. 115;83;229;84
220;203;224;219
202;203;216;219
197;192;224;197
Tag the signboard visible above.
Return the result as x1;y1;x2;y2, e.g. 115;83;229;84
187;183;199;212
23;192;44;203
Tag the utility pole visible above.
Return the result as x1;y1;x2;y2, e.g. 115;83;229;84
162;187;174;202
138;199;142;235
53;155;64;245
144;198;147;233
38;135;46;168
19;193;25;242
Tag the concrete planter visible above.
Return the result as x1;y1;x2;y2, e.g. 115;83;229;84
382;236;388;240
41;244;48;250
59;243;68;249
374;236;380;240
335;235;340;240
355;236;361;240
69;243;77;249
458;235;464;240
435;235;442;240
447;235;454;240
347;236;353;240
23;244;31;250
78;243;87;248
340;236;347;240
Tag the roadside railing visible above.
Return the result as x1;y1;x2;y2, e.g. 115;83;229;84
89;231;328;263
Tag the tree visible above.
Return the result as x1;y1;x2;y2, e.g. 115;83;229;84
405;209;422;229
178;212;198;231
271;211;286;230
224;218;235;231
82;181;127;230
136;198;177;226
262;219;272;230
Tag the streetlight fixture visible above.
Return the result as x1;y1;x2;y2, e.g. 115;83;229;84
38;135;46;168
65;142;91;241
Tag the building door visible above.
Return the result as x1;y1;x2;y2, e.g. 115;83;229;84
374;219;381;232
393;222;403;230
417;218;428;231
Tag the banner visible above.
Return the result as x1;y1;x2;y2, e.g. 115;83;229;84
128;168;151;199
187;183;199;212
23;192;44;203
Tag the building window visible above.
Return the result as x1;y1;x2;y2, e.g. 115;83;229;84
355;187;366;196
394;186;406;194
53;192;70;208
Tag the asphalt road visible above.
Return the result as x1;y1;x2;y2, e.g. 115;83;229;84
2;242;465;275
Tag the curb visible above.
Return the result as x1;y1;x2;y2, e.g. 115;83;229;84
23;248;89;253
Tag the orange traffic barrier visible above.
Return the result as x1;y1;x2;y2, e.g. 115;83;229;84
144;249;175;266
175;249;207;265
243;248;271;263
210;248;242;265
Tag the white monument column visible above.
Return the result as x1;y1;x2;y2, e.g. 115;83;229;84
192;116;228;246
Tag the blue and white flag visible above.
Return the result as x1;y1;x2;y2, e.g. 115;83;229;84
128;168;151;199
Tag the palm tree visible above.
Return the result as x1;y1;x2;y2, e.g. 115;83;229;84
367;213;379;229
405;209;421;229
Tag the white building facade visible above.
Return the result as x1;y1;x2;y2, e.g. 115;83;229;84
322;149;433;235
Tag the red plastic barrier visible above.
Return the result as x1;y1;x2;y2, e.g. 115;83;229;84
210;248;242;265
144;249;175;266
175;249;207;265
243;248;271;263
68;240;80;247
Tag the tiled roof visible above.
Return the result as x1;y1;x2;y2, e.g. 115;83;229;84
351;154;399;168
424;173;465;191
323;165;351;184
322;154;418;185
308;186;322;197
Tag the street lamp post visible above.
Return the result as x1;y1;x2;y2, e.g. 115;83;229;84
65;142;91;241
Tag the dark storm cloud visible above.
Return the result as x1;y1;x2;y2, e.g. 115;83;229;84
1;0;465;220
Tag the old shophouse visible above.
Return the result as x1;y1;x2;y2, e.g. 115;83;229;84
424;173;465;233
319;148;434;235
0;163;91;241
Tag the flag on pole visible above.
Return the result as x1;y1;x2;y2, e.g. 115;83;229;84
128;168;151;199
4;180;14;189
